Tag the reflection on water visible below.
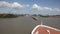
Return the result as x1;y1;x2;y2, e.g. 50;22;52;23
0;16;60;34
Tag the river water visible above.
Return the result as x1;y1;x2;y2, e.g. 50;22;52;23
0;16;60;34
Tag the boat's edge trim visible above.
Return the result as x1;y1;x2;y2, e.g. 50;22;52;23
40;25;60;31
31;25;60;34
31;25;40;34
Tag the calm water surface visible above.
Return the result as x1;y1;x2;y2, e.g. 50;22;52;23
0;16;60;34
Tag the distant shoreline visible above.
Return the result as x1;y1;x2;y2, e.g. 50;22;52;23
0;14;60;18
0;14;19;18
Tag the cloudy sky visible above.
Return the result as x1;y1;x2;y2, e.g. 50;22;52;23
0;0;60;15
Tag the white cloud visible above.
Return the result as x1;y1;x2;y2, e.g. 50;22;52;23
11;2;23;8
43;7;52;11
0;1;60;11
0;1;10;7
32;4;43;10
0;1;23;9
53;8;60;11
32;4;60;11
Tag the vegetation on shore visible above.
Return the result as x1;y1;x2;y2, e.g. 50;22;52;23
0;14;19;18
32;14;60;18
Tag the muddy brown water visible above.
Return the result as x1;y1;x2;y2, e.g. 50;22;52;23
0;16;60;34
